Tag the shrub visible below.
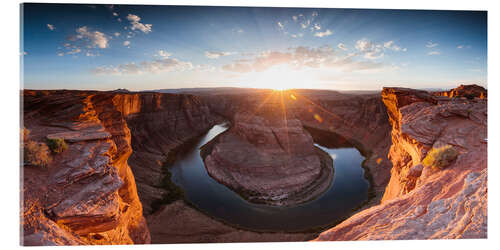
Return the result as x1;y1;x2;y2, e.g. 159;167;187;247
47;138;68;154
422;145;458;170
24;141;52;167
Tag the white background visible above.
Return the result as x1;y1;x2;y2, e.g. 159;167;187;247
2;0;498;249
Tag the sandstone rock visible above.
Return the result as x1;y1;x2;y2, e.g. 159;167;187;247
47;131;111;142
22;90;151;245
314;87;487;241
203;113;333;206
147;200;315;243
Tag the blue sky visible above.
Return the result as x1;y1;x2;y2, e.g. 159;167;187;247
21;4;487;91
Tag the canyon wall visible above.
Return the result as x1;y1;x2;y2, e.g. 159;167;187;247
203;90;393;194
314;86;487;240
22;90;150;245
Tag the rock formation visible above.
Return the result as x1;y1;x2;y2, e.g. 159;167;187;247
202;111;333;206
147;201;315;243
203;90;393;197
314;87;487;240
22;90;150;245
434;84;487;99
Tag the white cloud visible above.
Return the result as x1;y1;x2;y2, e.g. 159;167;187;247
117;18;122;22
338;43;347;51
127;14;152;33
428;51;440;55
112;12;118;16
313;23;321;30
155;50;172;59
123;41;130;47
355;39;384;59
426;41;439;48
278;22;284;29
301;19;311;29
92;57;193;75
75;26;109;49
205;51;234;59
57;52;64;56
223;46;337;72
47;24;55;31
313;29;333;37
114;32;120;37
355;39;374;52
384;41;394;49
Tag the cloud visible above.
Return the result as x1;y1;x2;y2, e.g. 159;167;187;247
277;22;285;30
223;46;335;72
313;23;321;30
384;41;394;49
205;51;234;59
57;52;64;56
383;40;406;52
155;50;172;59
426;41;439;48
428;51;440;55
123;41;131;47
301;19;311;29
338;43;347;51
355;39;384;59
457;45;471;49
92;57;193;75
222;62;253;73
114;32;120;37
47;24;55;31
113;12;118;16
75;26;109;49
220;44;398;74
127;14;152;33
313;29;332;37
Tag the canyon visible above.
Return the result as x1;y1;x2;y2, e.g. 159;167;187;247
21;84;487;245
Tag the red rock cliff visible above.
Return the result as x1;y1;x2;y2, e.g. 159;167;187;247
314;87;487;240
21;90;218;245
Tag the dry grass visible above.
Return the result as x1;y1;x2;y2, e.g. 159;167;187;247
24;140;52;167
422;145;458;170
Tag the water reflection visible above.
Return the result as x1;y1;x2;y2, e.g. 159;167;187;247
169;123;369;231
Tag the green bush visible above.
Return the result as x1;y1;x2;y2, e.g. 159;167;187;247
24;141;52;167
422;145;458;170
47;138;68;154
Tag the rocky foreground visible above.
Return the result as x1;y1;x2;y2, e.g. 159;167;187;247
202;112;333;206
314;85;487;240
21;84;487;245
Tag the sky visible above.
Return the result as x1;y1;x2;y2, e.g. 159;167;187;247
21;3;487;91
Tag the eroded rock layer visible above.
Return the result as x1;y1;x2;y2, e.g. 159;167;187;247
314;87;487;240
203;90;392;196
22;90;151;245
203;112;333;206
